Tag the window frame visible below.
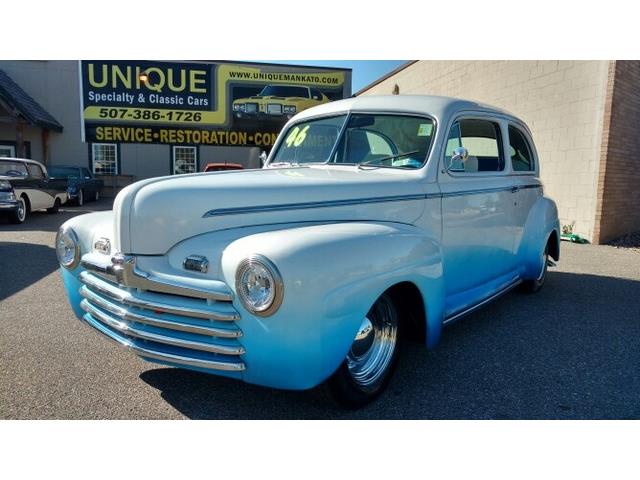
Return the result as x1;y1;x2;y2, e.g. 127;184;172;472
171;145;199;175
441;114;508;178
91;143;119;175
507;122;537;175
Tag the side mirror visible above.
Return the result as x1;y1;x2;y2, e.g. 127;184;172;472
444;146;469;173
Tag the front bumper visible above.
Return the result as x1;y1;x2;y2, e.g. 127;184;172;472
0;200;19;212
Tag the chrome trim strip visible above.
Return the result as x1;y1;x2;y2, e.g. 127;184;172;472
81;313;246;372
202;185;540;217
203;194;430;217
79;286;242;338
81;300;245;355
79;271;239;321
442;278;522;326
81;253;233;302
441;184;540;198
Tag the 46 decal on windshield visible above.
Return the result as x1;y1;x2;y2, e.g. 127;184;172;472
284;125;310;147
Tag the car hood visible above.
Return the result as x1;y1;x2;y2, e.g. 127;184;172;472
113;166;427;255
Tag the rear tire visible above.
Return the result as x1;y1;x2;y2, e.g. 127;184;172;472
94;190;100;202
8;197;27;224
520;243;549;293
325;293;403;408
47;197;61;214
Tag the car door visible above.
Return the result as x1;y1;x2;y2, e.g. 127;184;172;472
438;115;519;318
506;123;543;264
25;163;53;210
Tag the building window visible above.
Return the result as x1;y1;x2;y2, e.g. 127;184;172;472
172;146;198;175
92;143;118;174
0;145;16;157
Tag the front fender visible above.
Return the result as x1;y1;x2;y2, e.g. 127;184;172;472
518;195;560;279
220;221;444;390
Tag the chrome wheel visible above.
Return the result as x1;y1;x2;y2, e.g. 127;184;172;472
536;245;549;281
346;294;399;392
17;198;26;222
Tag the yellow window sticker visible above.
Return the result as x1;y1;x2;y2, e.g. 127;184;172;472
417;123;433;137
285;125;310;147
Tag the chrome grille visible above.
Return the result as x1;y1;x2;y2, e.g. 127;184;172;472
77;266;245;372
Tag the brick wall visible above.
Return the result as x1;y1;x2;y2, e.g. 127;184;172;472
359;61;611;242
593;61;640;243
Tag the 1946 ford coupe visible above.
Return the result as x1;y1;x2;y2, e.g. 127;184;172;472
56;96;560;407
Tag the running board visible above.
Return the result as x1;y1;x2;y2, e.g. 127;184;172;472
442;279;522;327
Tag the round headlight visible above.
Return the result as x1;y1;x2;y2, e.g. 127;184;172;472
235;255;283;317
55;225;80;269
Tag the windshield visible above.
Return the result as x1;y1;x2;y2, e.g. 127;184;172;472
49;167;79;178
259;85;309;98
269;113;435;169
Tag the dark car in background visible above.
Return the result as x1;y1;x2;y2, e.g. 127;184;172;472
48;166;103;206
0;157;68;224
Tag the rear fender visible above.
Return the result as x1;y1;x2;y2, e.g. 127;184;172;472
518;196;560;279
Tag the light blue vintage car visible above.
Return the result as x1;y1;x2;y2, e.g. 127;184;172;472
56;96;560;407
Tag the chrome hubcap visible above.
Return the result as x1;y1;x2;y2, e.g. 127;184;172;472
346;295;398;391
17;199;25;221
537;248;548;281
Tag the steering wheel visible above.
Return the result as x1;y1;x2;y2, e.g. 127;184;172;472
5;170;23;177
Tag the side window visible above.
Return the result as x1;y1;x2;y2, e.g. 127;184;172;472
27;163;45;179
82;168;93;178
508;126;534;172
446;119;504;173
311;88;323;100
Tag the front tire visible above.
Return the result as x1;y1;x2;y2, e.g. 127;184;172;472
76;189;84;206
520;243;549;293
325;293;402;408
94;190;100;202
47;197;61;214
8;197;27;224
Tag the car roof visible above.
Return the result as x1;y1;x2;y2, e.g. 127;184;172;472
293;94;523;124
0;157;47;168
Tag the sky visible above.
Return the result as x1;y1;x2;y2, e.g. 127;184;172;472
250;60;407;94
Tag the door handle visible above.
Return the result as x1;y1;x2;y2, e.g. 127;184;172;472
510;186;520;193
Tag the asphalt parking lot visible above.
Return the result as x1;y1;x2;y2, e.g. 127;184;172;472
1;201;639;419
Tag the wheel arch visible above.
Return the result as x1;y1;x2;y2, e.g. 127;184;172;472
385;281;426;345
20;192;31;211
547;228;560;261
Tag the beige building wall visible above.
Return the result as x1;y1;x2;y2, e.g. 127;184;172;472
359;61;611;242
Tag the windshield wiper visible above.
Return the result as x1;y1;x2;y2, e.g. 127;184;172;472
268;161;300;167
357;150;420;169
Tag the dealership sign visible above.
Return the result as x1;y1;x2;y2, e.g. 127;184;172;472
79;61;350;147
